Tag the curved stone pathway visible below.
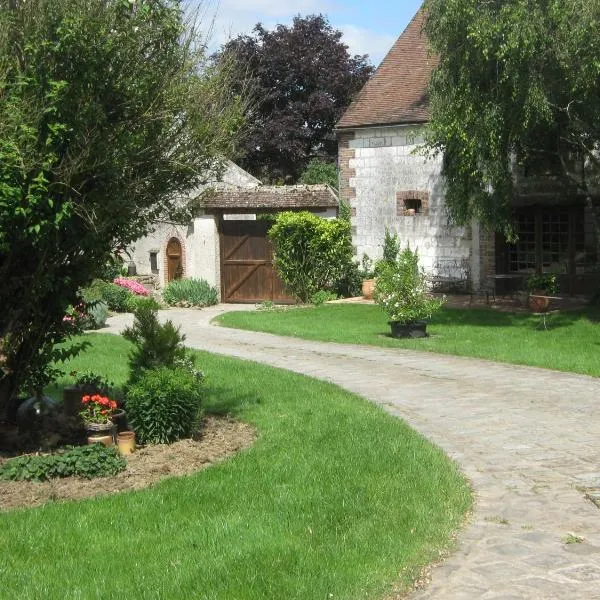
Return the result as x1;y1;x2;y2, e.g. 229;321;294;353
106;306;600;599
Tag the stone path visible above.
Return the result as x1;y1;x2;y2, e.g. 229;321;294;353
106;306;600;599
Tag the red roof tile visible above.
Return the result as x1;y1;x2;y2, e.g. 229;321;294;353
337;8;436;129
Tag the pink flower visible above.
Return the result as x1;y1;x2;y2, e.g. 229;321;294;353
113;277;149;296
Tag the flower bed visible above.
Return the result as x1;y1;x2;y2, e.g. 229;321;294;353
113;277;150;296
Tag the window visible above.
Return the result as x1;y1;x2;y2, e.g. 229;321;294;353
404;198;422;214
149;251;158;274
506;205;589;275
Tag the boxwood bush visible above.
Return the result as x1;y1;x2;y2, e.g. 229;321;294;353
125;366;204;444
0;445;126;481
162;278;218;307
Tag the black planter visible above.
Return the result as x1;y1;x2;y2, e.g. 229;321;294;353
389;320;428;338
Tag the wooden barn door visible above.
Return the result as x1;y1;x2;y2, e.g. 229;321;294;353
220;221;293;303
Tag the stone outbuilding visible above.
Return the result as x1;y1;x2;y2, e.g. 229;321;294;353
129;162;338;302
337;7;598;295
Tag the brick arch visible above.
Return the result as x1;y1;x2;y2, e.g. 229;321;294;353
164;235;186;284
396;190;430;216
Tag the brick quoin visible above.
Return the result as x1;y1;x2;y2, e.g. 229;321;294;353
337;131;357;205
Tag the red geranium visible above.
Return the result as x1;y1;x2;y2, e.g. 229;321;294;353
79;394;118;425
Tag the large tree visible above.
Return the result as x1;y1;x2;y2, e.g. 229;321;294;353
424;0;600;235
219;15;373;183
0;0;244;409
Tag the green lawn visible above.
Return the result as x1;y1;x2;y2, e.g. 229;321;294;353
0;334;471;600
216;303;600;377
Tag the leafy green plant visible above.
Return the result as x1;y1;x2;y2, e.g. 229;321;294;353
83;300;109;330
122;304;187;384
125;366;204;444
526;273;559;294
374;246;445;324
98;282;134;312
268;211;353;302
124;295;161;313
0;445;126;481
162;278;219;307
381;228;401;264
298;158;338;190
310;290;338;306
72;371;114;392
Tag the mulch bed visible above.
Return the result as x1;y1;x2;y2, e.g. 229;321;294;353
0;416;255;512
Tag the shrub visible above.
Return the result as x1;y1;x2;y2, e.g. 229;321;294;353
162;278;219;307
125;366;204;444
82;300;109;330
0;445;126;481
98;282;134;312
311;290;338;305
526;273;559;294
122;304;187;383
268;211;353;302
374;246;445;324
125;294;161;313
113;277;150;296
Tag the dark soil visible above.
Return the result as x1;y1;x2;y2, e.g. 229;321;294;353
0;416;255;512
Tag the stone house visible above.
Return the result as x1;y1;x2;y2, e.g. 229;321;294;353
336;8;598;295
129;161;338;302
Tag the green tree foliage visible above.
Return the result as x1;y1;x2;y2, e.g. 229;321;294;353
268;212;353;302
299;158;339;191
0;0;244;409
424;0;600;233
218;15;373;183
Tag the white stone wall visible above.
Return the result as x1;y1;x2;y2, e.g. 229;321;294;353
348;124;473;276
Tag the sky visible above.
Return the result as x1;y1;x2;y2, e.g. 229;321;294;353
192;0;424;66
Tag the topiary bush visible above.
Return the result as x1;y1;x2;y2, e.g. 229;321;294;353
0;444;126;481
125;366;204;444
268;211;353;302
162;278;219;307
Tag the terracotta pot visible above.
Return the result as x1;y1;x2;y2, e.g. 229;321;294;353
528;292;550;313
362;279;376;300
117;431;136;455
87;434;114;447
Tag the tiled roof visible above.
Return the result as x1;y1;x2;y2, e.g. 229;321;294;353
337;8;436;129
200;184;339;210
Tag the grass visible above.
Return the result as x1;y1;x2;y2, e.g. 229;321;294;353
216;303;600;377
0;334;471;600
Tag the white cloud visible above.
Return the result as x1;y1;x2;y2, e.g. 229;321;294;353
189;0;395;66
339;24;396;66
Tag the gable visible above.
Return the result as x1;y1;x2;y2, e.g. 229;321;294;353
337;8;436;129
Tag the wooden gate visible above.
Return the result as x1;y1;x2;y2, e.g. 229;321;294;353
220;220;293;303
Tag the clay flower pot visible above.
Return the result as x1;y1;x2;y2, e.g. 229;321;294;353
362;279;376;300
528;291;550;313
117;431;136;455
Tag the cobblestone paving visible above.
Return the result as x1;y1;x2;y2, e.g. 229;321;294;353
107;306;600;599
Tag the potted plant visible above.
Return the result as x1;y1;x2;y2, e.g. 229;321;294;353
359;254;376;299
374;246;445;338
526;273;559;313
79;393;119;445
